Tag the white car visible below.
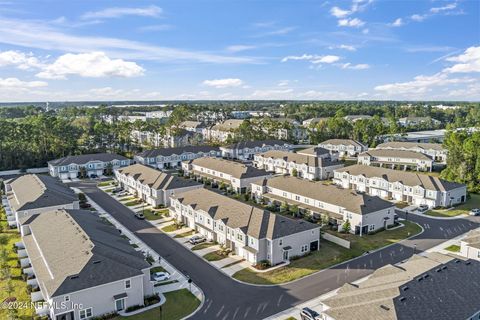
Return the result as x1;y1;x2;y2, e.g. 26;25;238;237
469;208;480;216
153;272;170;282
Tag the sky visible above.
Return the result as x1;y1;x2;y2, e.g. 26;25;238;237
0;0;478;102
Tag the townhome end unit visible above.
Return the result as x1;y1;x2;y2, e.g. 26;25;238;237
357;149;434;172
460;229;480;261
253;147;344;181
318;139;368;157
319;252;480;320
114;164;202;207
48;153;132;179
220;140;292;160
333;164;466;208
18;209;153;320
134;146;221;170
251;175;396;234
376;141;448;163
181;157;271;193
203;119;244;142
169;188;320;265
3;174;79;227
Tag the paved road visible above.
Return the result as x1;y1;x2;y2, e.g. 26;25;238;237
75;181;479;320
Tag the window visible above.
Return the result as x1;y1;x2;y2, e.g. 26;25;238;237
301;244;308;253
125;279;131;289
115;299;125;311
279;239;283;246
64;295;70;302
79;308;93;319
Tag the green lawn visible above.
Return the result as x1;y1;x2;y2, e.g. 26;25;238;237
118;196;135;201
233;221;422;285
284;317;298;320
425;194;480;217
104;188;115;193
161;224;180;233
395;202;410;209
445;244;461;252
174;230;195;238
125;200;143;206
191;242;216;251
0;206;35;319
118;289;200;320
142;209;164;221
150;266;167;274
154;280;179;287
98;180;115;187
203;250;228;261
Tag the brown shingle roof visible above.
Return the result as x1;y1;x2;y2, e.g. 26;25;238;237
376;141;445;151
258;150;339;167
360;149;433;161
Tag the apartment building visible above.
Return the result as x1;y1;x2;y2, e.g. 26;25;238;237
48;153;132;179
220;140;292;160
253;147;343;180
251;176;396;234
460;229;480;261
357;149;434;172
398;116;441;127
18;209;153;320
3;174;79;227
115;164;202;207
170;188;320;265
319;252;480;320
376;141;447;163
134;146;221;170
203;119;244;142
182;157;271;193
318;139;368;157
178;120;206;133
302;117;329;128
333;165;466;208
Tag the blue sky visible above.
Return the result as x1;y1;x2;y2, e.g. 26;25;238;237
0;0;478;102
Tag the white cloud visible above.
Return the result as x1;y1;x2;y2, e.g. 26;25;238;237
138;24;172;32
36;52;145;79
443;46;480;73
0;50;43;70
281;54;340;64
330;7;351;18
411;14;427;22
329;44;357;51
391;18;403;27
338;18;365;28
254;26;297;37
277;80;290;87
341;63;370;70
430;3;457;13
226;45;256;53
81;5;162;20
202;78;244;88
0;77;47;88
362;28;369;34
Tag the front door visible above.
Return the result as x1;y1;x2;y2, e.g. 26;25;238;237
283;250;289;261
310;240;319;251
56;311;74;320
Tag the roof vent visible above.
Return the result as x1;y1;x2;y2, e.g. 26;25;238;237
380;305;390;311
455;259;461;263
70;275;79;280
399;297;406;302
93;260;101;264
423;274;430;279
441;266;447;270
417;277;423;282
401;286;409;291
436;268;441;273
466;261;471;265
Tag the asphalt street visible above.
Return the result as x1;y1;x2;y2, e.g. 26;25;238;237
74;181;479;320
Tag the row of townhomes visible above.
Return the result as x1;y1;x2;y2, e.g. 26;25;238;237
182;157;271;193
318;139;368;157
17;209;154;320
376;141;448;163
460;229;480;261
134;146;221;170
253;147;344;180
219;140;292;160
203;119;244;142
357;149;434;172
319;252;480;320
251;176;396;235
115;164;202;207
170;188;320;265
48;153;132;179
3;174;79;227
333;164;467;208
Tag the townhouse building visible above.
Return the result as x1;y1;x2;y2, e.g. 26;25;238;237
318;139;368;157
178;120;206;134
267;118;308;142
203;119;244;142
134;146;221;170
376;141;447;163
333;165;466;208
319;252;480;320
18;209;153;320
114;164;202;207
170;188;320;265
344;115;372;122
460;229;480;261
251;175;396;234
253;147;343;180
48;153;132;179
220;140;292;160
3;174;79;227
357;149;434;172
398;116;441;127
181;157;271;193
302;117;329;128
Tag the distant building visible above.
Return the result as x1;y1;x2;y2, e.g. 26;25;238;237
376;141;447;163
178;121;206;134
333;164;466;208
318;139;368;157
220;140;292;160
357;149;434;172
134;146;221;170
302;117;329;128
181;157;271;193
344;115;372;122
253;147;343;180
398;116;441;127
319;252;480;320
145;110;173;119
203;119;244;142
48;153;132;179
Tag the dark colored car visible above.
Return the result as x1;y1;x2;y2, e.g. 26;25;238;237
300;307;320;320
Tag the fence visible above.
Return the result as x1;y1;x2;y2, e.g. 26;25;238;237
322;232;351;249
0;167;49;176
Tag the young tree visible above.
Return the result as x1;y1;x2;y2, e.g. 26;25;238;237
292;168;298;177
342;219;351;233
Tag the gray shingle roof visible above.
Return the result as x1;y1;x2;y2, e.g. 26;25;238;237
222;140;289;150
253;176;394;215
117;164;201;190
258;150;340;167
296;146;330;157
136;146;220;158
173;188;318;239
319;139;366;148
189;157;270;179
359;149;433;161
23;209;150;298
376;141;445;151
211;119;244;131
7;174;78;212
335;164;465;192
48;153;128;166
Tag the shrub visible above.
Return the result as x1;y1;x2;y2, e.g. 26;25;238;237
146;254;155;265
144;294;160;306
255;260;271;270
91;312;118;320
125;305;143;313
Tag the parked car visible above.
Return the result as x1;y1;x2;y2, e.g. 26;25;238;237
469;208;480;216
300;307;321;320
134;212;145;220
153;272;170;282
189;235;206;245
90;174;98;179
417;204;429;213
